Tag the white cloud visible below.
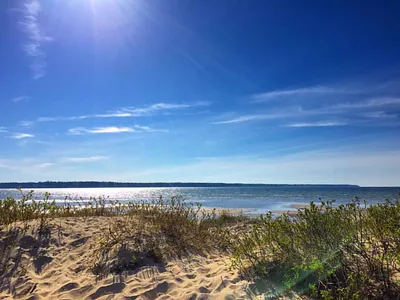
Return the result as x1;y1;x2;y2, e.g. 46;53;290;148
214;83;400;126
334;98;400;109
286;121;347;127
213;107;399;126
252;86;349;102
37;115;93;122
213;113;291;124
10;133;35;139
61;156;108;162
22;102;209;126
361;111;398;119
110;102;210;116
144;103;193;110
241;81;400;127
19;0;53;79
1;129;36;139
20;121;34;127
94;113;133;118
133;125;169;132
87;127;135;134
68;125;167;135
36;162;54;168
11;96;29;103
69;126;136;135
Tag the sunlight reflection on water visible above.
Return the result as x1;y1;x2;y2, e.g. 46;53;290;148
0;187;398;214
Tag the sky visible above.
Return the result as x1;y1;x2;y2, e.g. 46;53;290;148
1;0;400;186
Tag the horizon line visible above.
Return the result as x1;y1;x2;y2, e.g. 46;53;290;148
0;181;369;187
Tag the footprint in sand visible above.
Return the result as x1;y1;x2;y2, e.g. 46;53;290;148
175;277;184;283
141;281;171;299
86;282;126;299
186;293;198;300
214;279;229;292
68;284;93;298
73;265;86;273
198;286;210;293
57;282;80;293
69;237;89;247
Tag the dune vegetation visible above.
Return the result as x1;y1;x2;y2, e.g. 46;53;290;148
1;190;400;299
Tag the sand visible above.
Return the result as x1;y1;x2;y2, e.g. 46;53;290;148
268;203;326;216
0;217;249;300
268;210;299;216
202;208;255;215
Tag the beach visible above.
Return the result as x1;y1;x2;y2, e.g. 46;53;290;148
2;189;400;299
0;217;249;300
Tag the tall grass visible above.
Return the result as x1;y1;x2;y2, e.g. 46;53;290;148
228;196;400;299
0;191;232;276
0;190;59;231
3;190;400;299
91;195;225;275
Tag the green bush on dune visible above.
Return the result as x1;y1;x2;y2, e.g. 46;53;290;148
228;196;400;299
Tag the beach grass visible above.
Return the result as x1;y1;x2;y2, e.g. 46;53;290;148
0;190;251;299
1;190;400;299
229;196;400;299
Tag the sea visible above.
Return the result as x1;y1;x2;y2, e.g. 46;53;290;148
1;186;399;214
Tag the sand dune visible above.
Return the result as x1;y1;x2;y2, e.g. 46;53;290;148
0;217;249;299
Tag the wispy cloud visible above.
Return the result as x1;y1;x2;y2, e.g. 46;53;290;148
212;113;291;124
286;121;347;127
213;107;398;126
133;125;169;132
334;98;400;109
21;102;209;126
361;111;398;119
11;96;29;103
214;79;400;126
69;127;135;135
10;133;35;139
103;102;209;117
92;113;133;118
0;128;36;139
61;156;108;162
252;86;349;103
68;125;167;135
36;162;54;168
19;121;34;127
19;0;53;79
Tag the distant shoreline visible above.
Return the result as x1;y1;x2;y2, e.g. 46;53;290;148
0;181;360;188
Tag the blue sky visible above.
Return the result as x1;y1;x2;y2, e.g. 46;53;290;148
1;0;400;186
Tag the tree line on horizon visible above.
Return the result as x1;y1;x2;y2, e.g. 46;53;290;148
0;181;359;188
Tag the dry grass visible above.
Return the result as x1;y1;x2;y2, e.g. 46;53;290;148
0;191;246;281
3;189;400;299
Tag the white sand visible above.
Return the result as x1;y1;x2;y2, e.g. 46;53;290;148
0;217;249;300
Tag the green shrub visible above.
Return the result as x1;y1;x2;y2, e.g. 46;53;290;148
0;189;59;231
229;196;400;299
